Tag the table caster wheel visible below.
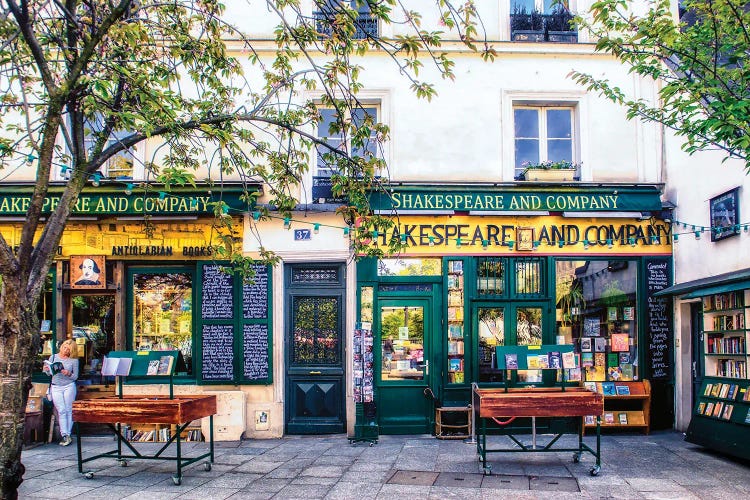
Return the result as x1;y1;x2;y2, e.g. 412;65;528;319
204;461;212;472
590;465;601;476
369;442;374;447
172;475;182;486
84;472;94;480
118;459;128;467
572;453;581;463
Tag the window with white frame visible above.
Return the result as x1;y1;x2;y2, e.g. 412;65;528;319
315;104;380;177
81;115;136;180
513;105;576;179
313;103;381;203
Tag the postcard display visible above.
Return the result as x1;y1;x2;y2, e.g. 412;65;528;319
351;322;378;444
200;263;272;384
686;288;750;460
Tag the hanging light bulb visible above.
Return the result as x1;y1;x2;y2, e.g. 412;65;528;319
456;237;462;248
606;238;613;249
558;240;565;248
629;237;636;247
252;211;261;221
26;154;35;164
507;240;515;250
428;236;435;247
158;191;167;200
583;239;590;250
694;231;701;240
90;172;101;187
482;239;488;250
673;234;679;243
125;183;134;195
283;218;291;229
343;227;350;238
314;224;320;234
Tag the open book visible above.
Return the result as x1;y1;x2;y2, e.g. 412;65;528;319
44;360;64;375
101;356;133;377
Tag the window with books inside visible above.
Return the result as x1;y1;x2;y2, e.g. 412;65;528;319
556;259;639;383
447;260;465;384
132;272;193;375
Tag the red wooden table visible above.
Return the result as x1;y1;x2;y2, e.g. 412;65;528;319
73;395;216;485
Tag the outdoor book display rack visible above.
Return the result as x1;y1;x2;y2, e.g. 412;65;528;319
472;345;604;476
72;350;216;485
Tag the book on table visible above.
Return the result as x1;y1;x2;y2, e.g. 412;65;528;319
146;359;160;375
101;356;133;377
504;353;518;370
157;355;174;375
561;351;576;369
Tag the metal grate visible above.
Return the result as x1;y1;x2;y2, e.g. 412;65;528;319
515;257;545;297
477;258;506;296
291;267;339;284
292;296;340;365
314;11;378;39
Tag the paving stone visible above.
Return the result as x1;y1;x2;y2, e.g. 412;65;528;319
175;486;240;499
202;472;257;488
529;475;580;492
433;472;483;488
25;484;97;499
232;459;284;473
299;465;347;478
273;483;332;499
376;483;431;499
324;481;381;500
387;470;439;486
480;474;530;490
428;486;483;499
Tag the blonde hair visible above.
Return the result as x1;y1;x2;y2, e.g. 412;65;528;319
60;338;78;358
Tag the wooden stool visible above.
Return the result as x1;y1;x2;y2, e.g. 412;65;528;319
435;406;471;439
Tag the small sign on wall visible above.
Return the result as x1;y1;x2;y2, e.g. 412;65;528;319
294;229;311;241
710;188;740;242
255;410;269;431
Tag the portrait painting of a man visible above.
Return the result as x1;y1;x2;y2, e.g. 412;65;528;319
70;256;106;288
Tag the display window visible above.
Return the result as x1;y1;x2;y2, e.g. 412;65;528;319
555;260;639;382
131;269;194;375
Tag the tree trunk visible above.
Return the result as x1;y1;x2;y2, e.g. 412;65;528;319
0;273;37;500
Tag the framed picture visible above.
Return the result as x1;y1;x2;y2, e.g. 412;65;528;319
70;256;106;289
709;188;740;242
516;227;534;251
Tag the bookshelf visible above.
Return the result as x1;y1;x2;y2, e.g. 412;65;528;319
583;380;651;434
685;288;750;460
446;260;465;385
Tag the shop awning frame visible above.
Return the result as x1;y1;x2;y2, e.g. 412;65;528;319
655;268;750;298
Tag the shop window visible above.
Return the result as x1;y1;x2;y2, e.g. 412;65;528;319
515;306;544;383
556;260;638;383
514;105;577;179
72;295;115;383
477;306;505;383
477;257;506;296
515;257;545;297
380;305;425;381
360;286;373;322
132;271;193;375
377;258;441;277
292;296;340;365
35;273;56;376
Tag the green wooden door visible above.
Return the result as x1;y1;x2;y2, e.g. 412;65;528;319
376;298;435;434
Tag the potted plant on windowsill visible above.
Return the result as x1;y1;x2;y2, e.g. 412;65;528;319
522;160;579;181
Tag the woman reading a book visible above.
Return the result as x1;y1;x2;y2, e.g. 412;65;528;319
43;339;79;446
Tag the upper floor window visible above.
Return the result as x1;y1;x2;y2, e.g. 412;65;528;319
315;1;378;39
316;104;379;176
510;0;576;42
514;105;576;179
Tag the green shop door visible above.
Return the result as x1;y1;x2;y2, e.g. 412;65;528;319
377;298;436;434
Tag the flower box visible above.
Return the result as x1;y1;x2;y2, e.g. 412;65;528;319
523;168;576;182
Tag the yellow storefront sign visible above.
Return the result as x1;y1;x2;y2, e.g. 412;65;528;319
0;217;242;260
366;216;672;255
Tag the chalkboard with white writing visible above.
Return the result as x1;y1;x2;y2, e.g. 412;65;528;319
243;265;269;320
201;324;234;381
243;323;269;380
645;257;673;380
201;264;234;320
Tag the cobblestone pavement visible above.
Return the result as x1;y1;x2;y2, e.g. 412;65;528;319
17;431;750;499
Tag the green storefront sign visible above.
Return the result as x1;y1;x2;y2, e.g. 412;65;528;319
369;185;664;213
0;184;259;216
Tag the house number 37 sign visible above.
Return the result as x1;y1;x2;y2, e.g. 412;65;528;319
294;229;311;241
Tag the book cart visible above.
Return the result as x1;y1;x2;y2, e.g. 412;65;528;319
685;288;750;460
472;345;604;476
582;380;651;434
72;351;216;485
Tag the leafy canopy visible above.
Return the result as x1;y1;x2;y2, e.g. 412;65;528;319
571;0;750;171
